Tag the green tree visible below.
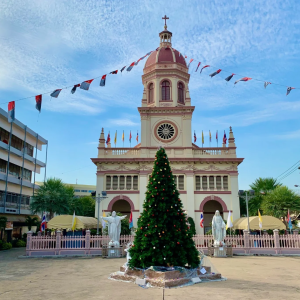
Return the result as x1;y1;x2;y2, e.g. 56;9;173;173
248;177;282;216
129;148;200;269
187;217;196;235
69;196;95;217
261;186;300;219
30;178;73;219
102;212;132;235
25;216;39;231
0;216;7;240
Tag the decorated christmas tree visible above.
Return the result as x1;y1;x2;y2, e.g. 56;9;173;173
129;148;200;269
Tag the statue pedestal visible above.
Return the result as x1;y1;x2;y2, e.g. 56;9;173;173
213;247;226;257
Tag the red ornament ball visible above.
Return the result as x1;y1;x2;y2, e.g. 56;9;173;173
145;234;147;237
155;187;157;189
163;175;165;177
156;162;158;165
177;242;180;245
152;214;154;216
174;225;176;227
167;210;169;212
140;227;143;229
157;172;158;174
163;189;165;191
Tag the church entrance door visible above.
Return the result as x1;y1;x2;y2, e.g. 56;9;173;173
203;200;223;234
112;199;131;218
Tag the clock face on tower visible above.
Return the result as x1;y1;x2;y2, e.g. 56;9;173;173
154;121;178;142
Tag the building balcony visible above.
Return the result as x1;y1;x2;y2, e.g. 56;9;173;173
0;172;40;189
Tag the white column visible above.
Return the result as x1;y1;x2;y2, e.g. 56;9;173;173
139;174;148;213
186;174;195;222
214;176;217;191
117;176;120;190
221;176;224;191
131;176;133;190
125;176;127;190
96;175;104;218
200;176;203;191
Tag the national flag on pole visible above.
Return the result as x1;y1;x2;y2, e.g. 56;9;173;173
8;101;15;123
35;94;42;112
129;130;132;143
136;131;139;142
209;69;222;77
200;213;204;228
40;212;47;232
100;75;106;86
226;211;233;230
80;79;94;90
114;131;117;145
216;130;218;142
195;62;201;72
194;131;197;143
71;84;80;94
102;211;107;229
287;209;292;229
223;131;227;144
129;211;133;229
71;211;77;231
209;130;212;143
106;132;111;145
234;77;252;84
127;62;135;72
225;74;235;82
258;210;263;229
50;89;62;98
122;130;124;142
202;130;204;145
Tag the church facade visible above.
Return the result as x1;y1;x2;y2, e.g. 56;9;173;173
91;23;243;234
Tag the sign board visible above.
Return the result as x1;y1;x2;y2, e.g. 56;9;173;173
200;267;207;274
219;247;224;251
5;221;13;230
135;278;146;285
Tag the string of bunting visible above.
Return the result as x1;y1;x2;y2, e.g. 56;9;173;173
3;49;299;120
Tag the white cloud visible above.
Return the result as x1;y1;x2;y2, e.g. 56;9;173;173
274;129;300;140
108;118;139;127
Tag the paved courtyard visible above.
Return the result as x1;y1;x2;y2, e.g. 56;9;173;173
0;249;299;300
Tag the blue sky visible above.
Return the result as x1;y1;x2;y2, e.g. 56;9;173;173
1;0;300;190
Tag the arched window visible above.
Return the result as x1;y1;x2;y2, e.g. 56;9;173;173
162;80;170;100
148;83;154;103
178;83;184;103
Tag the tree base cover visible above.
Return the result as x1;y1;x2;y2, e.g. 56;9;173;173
109;265;225;288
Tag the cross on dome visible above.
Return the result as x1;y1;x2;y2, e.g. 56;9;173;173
162;15;169;30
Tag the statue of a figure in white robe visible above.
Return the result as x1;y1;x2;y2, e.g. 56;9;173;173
212;210;226;246
100;211;127;246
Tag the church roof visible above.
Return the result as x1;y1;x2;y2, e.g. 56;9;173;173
144;47;187;68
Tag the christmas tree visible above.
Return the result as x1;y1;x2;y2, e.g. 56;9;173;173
129;148;200;269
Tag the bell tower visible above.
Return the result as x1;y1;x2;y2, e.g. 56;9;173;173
138;16;194;152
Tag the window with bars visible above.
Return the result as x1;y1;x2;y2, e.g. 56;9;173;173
223;176;228;190
202;176;208;190
149;83;154;103
195;176;201;190
119;176;125;190
11;135;23;151
112;176;118;190
23;169;32;181
161;81;170;100
178;83;184;103
25;143;34;157
0;127;9;144
173;175;184;190
9;163;20;178
0;159;6;173
133;176;138;190
209;176;214;190
106;176;111;190
216;176;221;190
126;176;132;190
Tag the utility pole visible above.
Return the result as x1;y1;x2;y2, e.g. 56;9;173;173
95;191;108;235
238;190;255;232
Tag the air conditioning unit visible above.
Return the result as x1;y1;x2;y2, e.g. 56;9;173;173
5;208;17;213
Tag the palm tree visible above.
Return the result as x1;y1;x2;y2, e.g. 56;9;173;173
25;216;39;231
248;177;281;216
30;178;74;219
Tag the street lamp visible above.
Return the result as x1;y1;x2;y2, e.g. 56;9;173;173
94;191;108;235
238;190;255;232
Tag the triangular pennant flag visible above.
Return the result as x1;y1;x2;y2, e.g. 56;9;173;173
80;79;94;91
127;62;135;72
50;89;62;98
100;75;106;87
225;74;235;82
184;55;187;58
209;69;222;77
200;65;210;74
234;77;252;84
286;87;295;96
71;84;80;94
195;62;201;72
120;66;126;73
146;51;152;56
35;94;42;112
8;101;15;123
188;59;194;68
264;82;271;88
110;70;118;74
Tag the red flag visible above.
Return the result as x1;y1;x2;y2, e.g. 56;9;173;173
195;62;201;72
80;79;94;90
188;58;194;68
100;75;106;87
129;131;132;143
50;89;62;98
209;69;222;77
234;77;252;84
8;101;15;123
200;65;210;73
194;131;197;143
106;132;111;145
223;131;227;144
136;131;139;142
127;62;135;72
35;95;42;112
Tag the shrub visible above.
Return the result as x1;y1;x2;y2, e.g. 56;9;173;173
0;240;3;249
16;240;26;247
1;242;12;250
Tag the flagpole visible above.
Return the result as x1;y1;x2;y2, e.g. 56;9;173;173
4;121;13;210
